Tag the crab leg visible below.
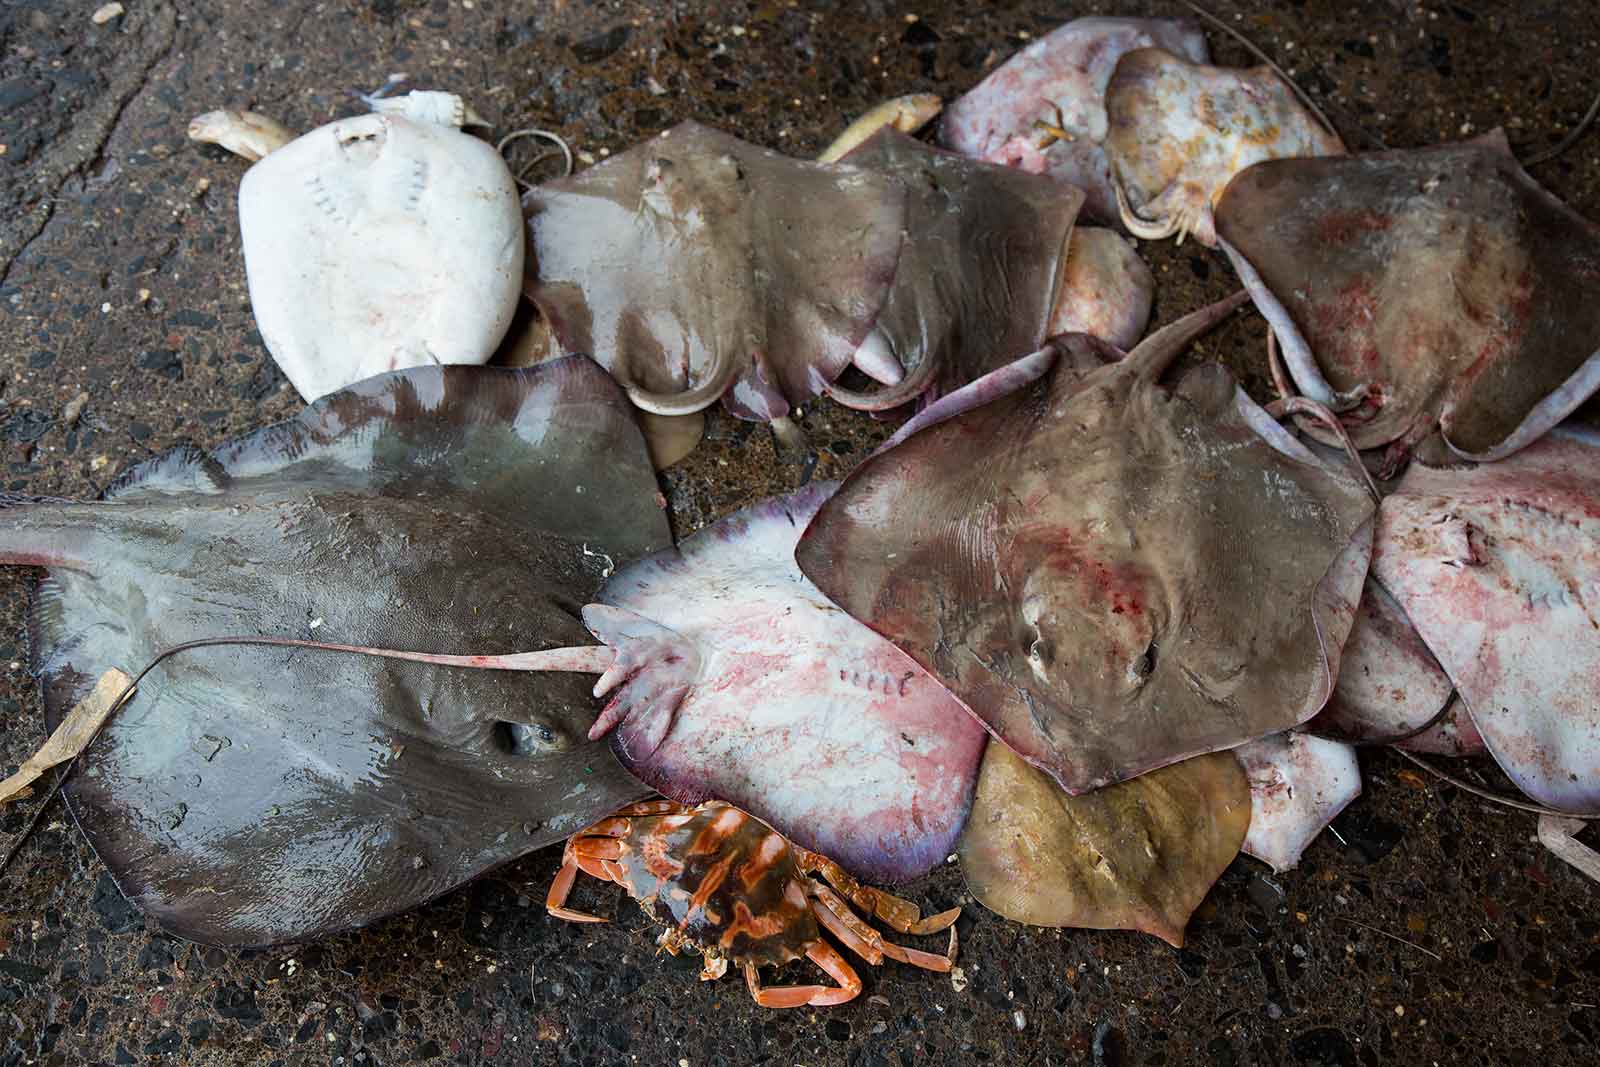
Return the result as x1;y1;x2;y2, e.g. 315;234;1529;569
809;883;957;973
548;805;682;924
807;885;887;966
799;853;960;935
545;843;609;924
743;943;863;1009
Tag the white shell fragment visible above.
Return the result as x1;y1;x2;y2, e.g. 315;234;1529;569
188;109;296;163
239;112;523;401
1235;732;1361;872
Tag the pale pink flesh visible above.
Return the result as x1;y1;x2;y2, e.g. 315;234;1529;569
939;16;1209;225
1046;227;1154;351
1310;578;1455;744
1372;426;1600;813
1393;697;1485;758
1234;732;1362;872
585;482;987;884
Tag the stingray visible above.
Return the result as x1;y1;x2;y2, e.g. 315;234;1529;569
1309;577;1454;745
1234;731;1360;872
938;16;1209;226
956;742;1249;947
1394;698;1484;758
823;129;1085;411
579;483;987;884
796;295;1377;794
522;121;907;422
1105;48;1345;247
1044;227;1155;354
1214;131;1600;465
0;358;671;946
1370;425;1600;813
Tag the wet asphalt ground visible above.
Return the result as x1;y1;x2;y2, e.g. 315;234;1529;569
1;1;1599;1064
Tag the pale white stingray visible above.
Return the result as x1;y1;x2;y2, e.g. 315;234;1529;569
1234;731;1361;871
190;92;522;402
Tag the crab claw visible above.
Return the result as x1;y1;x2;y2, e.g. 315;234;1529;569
581;604;701;761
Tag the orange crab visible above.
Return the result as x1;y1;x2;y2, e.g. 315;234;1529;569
546;800;960;1008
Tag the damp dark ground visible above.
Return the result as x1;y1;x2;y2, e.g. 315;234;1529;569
2;1;1599;1064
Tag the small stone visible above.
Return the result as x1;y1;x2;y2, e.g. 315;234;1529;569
1012;1010;1026;1030
91;3;124;25
62;392;89;426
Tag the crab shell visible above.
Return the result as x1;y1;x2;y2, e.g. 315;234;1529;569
586;803;823;969
239;112;523;402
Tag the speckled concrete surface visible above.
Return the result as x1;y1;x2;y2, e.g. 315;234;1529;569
2;2;1598;1064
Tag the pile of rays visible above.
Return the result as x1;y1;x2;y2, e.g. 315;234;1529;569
3;13;1599;1010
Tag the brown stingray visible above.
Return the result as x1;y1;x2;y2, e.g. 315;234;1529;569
796;296;1376;794
957;742;1250;947
823;129;1085;410
1215;131;1600;465
1;359;669;946
522;121;906;421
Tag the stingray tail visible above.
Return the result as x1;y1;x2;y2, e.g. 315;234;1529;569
1124;289;1251;382
0;495;101;570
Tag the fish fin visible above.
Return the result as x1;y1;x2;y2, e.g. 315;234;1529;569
0;500;103;571
105;443;231;500
580;604;700;762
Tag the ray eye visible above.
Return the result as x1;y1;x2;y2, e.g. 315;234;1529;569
1028;636;1052;665
497;721;564;755
1129;642;1157;684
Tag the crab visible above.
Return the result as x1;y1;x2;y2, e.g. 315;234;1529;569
545;800;960;1008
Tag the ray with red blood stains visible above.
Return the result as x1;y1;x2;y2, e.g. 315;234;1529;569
0;358;670;946
939;16;1209;227
1371;426;1600;813
581;483;986;885
1215;132;1600;468
796;294;1376;795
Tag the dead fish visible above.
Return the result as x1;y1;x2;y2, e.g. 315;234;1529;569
1105;48;1345;247
192;92;524;403
1310;577;1454;745
0;358;670;946
522;121;907;422
957;742;1249;947
824;129;1085;411
1394;697;1485;758
1234;731;1361;872
582;483;987;885
939;16;1210;226
1371;425;1600;813
1045;227;1154;352
797;295;1376;795
1215;130;1600;467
